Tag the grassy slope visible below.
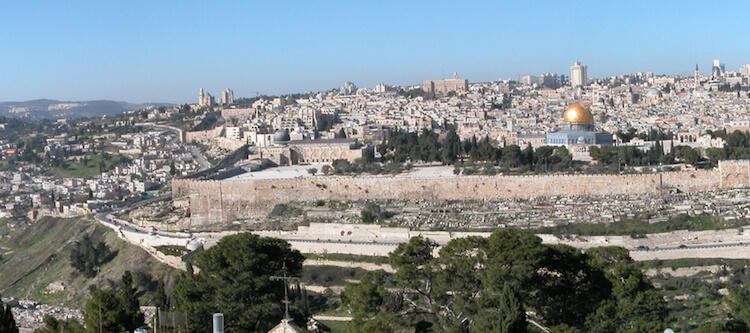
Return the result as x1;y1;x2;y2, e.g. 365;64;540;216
48;154;107;179
0;216;178;308
317;320;349;333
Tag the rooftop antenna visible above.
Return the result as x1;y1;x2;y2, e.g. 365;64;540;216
270;261;300;320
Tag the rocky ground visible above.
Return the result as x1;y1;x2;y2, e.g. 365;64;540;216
138;187;750;232
3;298;82;331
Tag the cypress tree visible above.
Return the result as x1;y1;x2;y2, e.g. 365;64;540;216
0;296;19;333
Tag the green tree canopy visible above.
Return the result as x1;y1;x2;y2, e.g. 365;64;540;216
0;295;18;333
33;315;84;333
69;234;113;278
343;229;667;332
118;271;144;330
171;233;305;333
727;286;750;328
83;289;143;333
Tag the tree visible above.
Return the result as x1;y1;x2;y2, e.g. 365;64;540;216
0;295;18;333
472;283;527;333
306;167;317;175
682;146;700;165
361;202;382;223
341;273;386;318
341;273;390;332
69;234;113;278
171;233;305;333
343;229;664;332
584;261;668;332
727;287;750;327
361;147;375;164
34;315;85;333
320;165;332;175
616;127;638;144
83;289;143;333
119;271;144;330
500;145;522;168
522;143;534;168
154;280;169;310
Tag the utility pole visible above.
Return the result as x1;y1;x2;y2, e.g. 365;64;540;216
270;262;300;320
98;291;102;333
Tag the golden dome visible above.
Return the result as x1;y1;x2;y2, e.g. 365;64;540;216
563;103;594;124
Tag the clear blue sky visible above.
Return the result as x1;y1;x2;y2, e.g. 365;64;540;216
1;1;748;103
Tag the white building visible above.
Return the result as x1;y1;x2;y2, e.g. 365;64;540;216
340;81;357;95
570;61;588;87
740;64;750;77
220;88;234;105
199;88;214;107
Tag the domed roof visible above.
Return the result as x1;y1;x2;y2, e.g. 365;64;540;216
646;88;662;97
273;129;290;143
563;103;594;124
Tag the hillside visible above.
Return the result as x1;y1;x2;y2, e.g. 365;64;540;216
0;99;171;118
0;216;178;308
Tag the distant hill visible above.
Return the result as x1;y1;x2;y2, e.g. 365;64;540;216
0;99;172;118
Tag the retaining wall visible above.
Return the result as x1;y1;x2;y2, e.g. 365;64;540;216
172;160;750;225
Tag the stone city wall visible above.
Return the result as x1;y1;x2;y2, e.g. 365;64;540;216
173;160;750;226
185;127;224;143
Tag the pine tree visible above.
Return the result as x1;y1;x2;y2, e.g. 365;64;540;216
155;281;169;310
120;271;145;331
473;283;527;333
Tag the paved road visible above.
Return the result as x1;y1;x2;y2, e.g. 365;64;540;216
187;145;211;171
631;242;750;252
237;234;750;261
136;122;210;171
94;194;191;240
135;122;184;143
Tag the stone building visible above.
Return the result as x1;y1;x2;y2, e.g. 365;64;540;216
570;61;588;87
220;88;234;105
258;130;367;166
546;103;613;161
198;88;214;107
423;72;469;95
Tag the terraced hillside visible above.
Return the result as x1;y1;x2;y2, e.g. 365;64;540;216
0;216;178;308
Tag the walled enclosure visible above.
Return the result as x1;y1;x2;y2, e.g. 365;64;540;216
172;160;750;226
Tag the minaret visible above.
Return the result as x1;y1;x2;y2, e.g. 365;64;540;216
694;64;699;85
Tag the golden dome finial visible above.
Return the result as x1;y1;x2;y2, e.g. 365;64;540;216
563;103;594;124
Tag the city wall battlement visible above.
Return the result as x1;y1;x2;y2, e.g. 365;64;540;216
172;160;750;226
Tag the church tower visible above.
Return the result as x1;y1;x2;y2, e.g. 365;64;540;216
694;64;699;85
199;88;205;105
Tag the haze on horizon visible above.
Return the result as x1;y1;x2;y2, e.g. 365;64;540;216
1;1;748;104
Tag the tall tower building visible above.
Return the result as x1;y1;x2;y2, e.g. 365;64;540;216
198;88;214;107
694;64;700;85
712;59;724;78
220;88;234;105
570;62;588;87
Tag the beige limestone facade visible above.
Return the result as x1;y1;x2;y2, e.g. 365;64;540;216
172;160;750;226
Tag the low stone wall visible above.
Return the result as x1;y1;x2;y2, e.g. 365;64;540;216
173;160;750;225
